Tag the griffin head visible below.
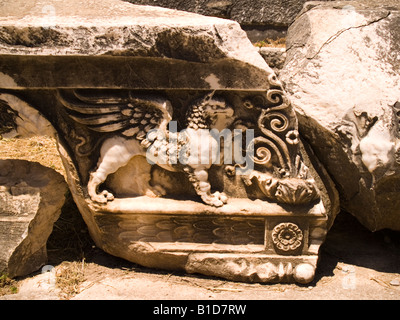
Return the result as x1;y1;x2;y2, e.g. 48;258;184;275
186;93;235;131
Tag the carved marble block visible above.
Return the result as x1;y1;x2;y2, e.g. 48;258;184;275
0;0;338;283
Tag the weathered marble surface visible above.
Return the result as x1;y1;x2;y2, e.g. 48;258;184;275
280;0;400;231
0;0;266;71
0;160;67;278
123;0;313;28
0;0;338;283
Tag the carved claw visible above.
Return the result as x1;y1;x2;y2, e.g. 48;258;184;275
91;190;114;204
216;191;228;204
201;191;227;207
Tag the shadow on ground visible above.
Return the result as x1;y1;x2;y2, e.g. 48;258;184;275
314;211;400;284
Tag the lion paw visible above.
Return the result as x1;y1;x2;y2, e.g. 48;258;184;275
91;190;114;204
201;191;228;207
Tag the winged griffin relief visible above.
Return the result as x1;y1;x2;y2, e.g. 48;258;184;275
58;85;320;207
59;90;236;207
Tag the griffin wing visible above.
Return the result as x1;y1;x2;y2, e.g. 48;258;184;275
58;90;172;141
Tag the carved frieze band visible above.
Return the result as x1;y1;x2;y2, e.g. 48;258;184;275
51;74;321;208
116;215;265;245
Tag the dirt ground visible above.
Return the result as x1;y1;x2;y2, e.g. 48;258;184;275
1;137;400;301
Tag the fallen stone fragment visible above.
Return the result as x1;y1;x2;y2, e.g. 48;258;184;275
280;0;400;231
390;279;400;286
0;159;68;278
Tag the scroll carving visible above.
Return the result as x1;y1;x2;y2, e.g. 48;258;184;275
226;76;320;206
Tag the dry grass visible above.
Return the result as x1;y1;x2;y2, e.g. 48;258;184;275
254;37;286;48
55;261;86;300
47;191;95;265
0;273;18;296
0;136;66;177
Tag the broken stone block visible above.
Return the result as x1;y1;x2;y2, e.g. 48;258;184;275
0;0;338;284
0;160;68;278
280;0;400;231
123;0;326;29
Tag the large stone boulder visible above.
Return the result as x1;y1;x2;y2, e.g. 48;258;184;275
280;0;400;231
0;160;68;278
123;0;354;42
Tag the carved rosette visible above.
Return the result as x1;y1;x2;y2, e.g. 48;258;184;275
271;222;303;252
